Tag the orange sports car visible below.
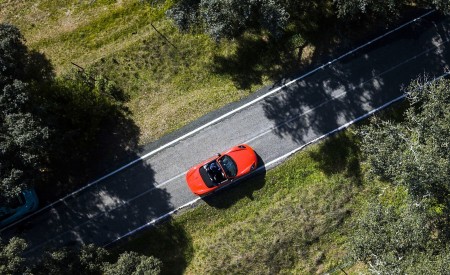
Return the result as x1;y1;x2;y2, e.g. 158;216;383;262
186;144;258;196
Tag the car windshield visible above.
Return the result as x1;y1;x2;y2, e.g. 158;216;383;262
219;155;237;177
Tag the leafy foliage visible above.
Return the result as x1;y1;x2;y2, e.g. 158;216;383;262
430;0;450;13
0;24;53;87
35;244;108;275
168;0;450;41
359;77;450;208
0;24;28;86
102;251;162;275
167;0;290;41
353;77;450;273
0;24;51;201
333;0;450;20
350;201;449;274
0;237;28;275
28;243;162;275
333;0;403;20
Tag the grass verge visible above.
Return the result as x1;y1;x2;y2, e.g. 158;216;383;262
115;130;372;274
0;0;414;146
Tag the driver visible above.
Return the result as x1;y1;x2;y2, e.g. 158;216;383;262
209;162;221;182
209;161;220;173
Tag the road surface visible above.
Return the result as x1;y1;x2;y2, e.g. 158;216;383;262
1;10;449;257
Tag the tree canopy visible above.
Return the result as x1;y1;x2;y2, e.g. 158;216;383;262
1;23;136;203
167;0;290;41
0;238;162;275
333;0;450;20
0;24;51;202
359;77;450;208
0;237;28;274
167;0;450;41
333;0;403;20
351;201;450;274
103;251;162;275
353;76;450;273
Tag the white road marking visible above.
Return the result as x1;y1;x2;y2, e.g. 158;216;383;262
104;71;450;248
0;9;438;233
245;37;450;144
104;197;202;246
25;67;450;254
22;171;187;255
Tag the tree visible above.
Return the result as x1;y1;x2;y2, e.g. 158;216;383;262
35;244;109;275
0;24;29;87
359;77;450;209
37;247;162;275
1;24;54;201
350;201;449;274
0;237;28;275
0;23;53;87
3;240;163;275
333;0;404;20
167;0;290;41
0;29;51;201
0;107;49;200
102;251;162;275
353;76;450;273
333;0;450;20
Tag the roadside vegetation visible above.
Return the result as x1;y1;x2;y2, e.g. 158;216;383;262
118;130;363;274
116;77;450;274
1;0;448;148
1;0;449;274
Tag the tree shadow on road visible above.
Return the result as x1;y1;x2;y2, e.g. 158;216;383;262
261;13;450;146
7;85;175;260
9;158;174;261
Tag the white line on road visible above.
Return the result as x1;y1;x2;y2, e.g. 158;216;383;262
104;71;449;248
104;96;406;248
0;9;436;232
245;37;450;144
22;171;187;255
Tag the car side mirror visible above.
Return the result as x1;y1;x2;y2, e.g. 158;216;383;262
217;153;221;157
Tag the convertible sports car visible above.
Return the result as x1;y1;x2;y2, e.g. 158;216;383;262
186;144;258;196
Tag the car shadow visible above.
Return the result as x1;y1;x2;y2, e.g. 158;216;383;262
202;153;266;209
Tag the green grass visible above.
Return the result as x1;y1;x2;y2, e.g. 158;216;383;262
0;0;388;145
0;0;265;144
1;0;421;150
116;131;374;274
116;127;412;274
0;2;419;272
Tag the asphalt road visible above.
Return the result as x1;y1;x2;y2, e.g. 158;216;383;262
2;11;449;257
